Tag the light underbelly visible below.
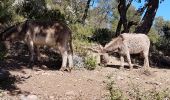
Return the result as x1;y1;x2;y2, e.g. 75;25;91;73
33;36;56;46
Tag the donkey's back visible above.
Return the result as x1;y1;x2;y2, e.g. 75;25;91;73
121;33;150;54
25;20;72;47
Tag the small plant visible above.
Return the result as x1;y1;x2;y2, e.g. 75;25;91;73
105;74;124;100
128;82;170;100
143;88;170;100
84;55;97;70
107;80;123;100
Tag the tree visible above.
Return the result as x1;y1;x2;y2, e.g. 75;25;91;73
16;0;65;21
81;0;92;25
88;0;117;28
134;0;159;34
0;0;15;24
154;17;165;35
115;0;161;35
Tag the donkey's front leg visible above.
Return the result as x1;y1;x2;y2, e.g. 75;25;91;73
120;55;124;70
27;40;35;66
36;45;41;61
60;50;68;71
126;52;133;70
68;52;73;71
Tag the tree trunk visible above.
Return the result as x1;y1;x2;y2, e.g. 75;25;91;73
81;0;91;25
115;19;123;36
115;0;133;36
134;0;159;34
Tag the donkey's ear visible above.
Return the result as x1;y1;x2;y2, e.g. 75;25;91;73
119;34;125;41
99;44;103;50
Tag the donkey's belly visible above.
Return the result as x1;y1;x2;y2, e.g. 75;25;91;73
33;36;56;46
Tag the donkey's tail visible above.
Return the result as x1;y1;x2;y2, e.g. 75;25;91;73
68;33;73;55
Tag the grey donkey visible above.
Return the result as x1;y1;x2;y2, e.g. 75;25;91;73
95;33;150;70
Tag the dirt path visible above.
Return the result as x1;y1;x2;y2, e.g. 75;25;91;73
1;66;170;100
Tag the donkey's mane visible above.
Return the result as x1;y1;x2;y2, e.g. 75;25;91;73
1;22;21;33
104;36;122;49
0;22;23;40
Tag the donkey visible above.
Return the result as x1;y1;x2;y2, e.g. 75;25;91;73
0;20;73;71
94;33;150;70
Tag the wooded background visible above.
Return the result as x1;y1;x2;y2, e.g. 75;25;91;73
0;0;170;66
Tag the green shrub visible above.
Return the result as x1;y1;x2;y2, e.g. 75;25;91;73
73;39;90;56
70;23;94;55
70;23;94;41
107;81;123;100
91;28;115;46
155;37;170;56
148;28;160;44
105;74;124;100
84;55;97;70
16;0;65;21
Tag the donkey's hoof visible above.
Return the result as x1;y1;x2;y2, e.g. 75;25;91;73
28;61;35;69
59;67;67;72
60;67;72;72
67;68;72;73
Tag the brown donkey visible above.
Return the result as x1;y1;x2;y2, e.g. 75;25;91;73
0;20;73;71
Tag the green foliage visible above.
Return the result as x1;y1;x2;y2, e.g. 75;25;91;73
84;55;97;70
163;21;170;39
155;37;170;56
87;0;118;28
107;81;124;100
148;28;160;43
70;23;94;55
16;0;65;21
71;23;94;40
143;89;170;100
105;74;124;100
150;18;170;56
129;83;170;100
0;0;15;24
127;6;141;24
73;39;90;56
154;17;165;34
91;28;115;46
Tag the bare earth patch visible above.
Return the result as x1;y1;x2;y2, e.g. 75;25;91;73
0;65;170;100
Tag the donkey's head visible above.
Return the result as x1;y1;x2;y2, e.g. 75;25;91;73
87;44;109;65
0;22;25;42
88;35;124;65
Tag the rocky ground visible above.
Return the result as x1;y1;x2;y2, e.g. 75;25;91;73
0;51;170;100
1;65;170;100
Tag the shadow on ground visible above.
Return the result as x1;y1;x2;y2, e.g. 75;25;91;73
0;44;63;95
0;69;28;95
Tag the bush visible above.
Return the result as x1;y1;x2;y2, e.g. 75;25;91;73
70;23;94;56
90;28;115;46
155;37;170;56
70;23;94;41
16;0;65;21
84;55;97;70
148;29;160;44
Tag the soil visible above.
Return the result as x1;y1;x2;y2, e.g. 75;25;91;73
0;55;170;100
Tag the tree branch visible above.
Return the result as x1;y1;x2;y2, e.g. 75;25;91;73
81;0;91;25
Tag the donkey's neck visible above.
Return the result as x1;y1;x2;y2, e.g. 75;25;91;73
1;24;20;41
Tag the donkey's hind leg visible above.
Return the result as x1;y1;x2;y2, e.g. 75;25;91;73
26;40;35;68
